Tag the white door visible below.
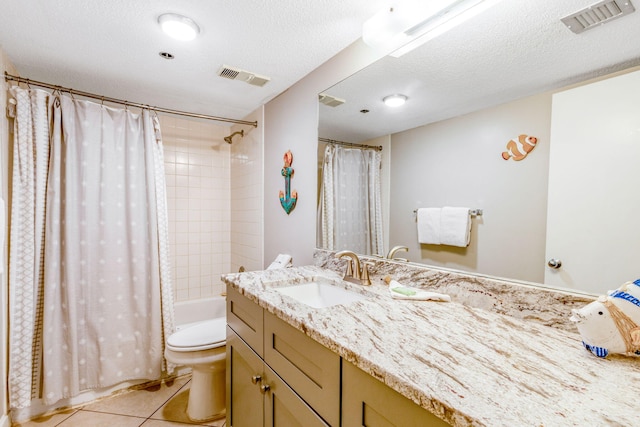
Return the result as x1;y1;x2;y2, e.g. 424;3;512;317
545;70;640;295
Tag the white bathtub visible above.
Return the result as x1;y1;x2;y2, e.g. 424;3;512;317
173;296;226;330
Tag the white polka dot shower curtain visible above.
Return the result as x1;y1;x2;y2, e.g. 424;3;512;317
317;143;383;255
8;87;175;409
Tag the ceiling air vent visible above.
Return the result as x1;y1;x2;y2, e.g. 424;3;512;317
318;93;346;107
217;64;270;87
561;0;635;34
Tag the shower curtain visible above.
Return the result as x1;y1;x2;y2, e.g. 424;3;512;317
8;87;175;408
318;143;383;255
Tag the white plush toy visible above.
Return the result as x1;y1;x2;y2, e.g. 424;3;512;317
570;279;640;358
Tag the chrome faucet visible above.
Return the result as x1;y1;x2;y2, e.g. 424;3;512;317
335;250;371;286
386;245;409;261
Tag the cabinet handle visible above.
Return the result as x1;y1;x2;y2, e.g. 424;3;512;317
251;375;262;384
260;384;271;393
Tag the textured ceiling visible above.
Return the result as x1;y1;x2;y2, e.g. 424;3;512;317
0;0;386;124
319;0;640;143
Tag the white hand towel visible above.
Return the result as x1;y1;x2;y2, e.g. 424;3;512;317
388;279;451;302
417;208;441;244
440;207;471;247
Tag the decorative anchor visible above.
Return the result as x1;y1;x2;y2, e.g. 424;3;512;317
279;150;298;215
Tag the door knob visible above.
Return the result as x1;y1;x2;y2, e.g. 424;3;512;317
547;258;562;269
251;375;262;384
260;384;271;393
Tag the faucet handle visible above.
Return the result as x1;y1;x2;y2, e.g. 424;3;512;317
360;262;373;286
344;258;354;278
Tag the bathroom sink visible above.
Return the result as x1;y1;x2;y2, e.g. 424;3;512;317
276;280;368;309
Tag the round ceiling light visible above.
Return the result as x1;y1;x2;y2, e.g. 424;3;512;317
158;13;200;41
383;94;408;107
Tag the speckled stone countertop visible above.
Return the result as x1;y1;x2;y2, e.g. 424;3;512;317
221;265;640;427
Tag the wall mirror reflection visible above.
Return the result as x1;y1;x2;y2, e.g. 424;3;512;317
317;0;640;295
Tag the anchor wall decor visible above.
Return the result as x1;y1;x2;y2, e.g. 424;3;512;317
279;150;298;214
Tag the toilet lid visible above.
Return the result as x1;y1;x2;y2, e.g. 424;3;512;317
167;318;226;351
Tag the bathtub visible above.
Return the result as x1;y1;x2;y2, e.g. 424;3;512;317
173;296;227;330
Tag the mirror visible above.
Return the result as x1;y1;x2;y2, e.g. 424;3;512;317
317;0;640;295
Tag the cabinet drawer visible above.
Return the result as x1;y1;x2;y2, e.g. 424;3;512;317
342;361;450;427
227;285;264;356
264;311;340;427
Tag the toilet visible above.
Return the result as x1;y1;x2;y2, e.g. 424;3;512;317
164;317;227;421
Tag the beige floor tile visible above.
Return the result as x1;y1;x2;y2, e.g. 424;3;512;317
12;409;77;427
141;420;215;427
150;382;225;426
81;377;190;418
57;410;145;427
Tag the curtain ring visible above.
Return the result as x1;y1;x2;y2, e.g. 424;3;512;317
100;96;105;106
124;101;128;111
68;88;76;100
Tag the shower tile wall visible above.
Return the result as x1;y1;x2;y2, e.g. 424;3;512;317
159;115;230;302
230;108;264;273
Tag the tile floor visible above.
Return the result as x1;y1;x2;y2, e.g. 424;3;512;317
13;376;226;427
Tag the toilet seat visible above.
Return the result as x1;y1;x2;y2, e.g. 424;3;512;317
167;318;226;352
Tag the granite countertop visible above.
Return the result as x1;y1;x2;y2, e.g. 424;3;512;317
222;266;640;427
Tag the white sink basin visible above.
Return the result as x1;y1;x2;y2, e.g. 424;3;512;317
276;280;368;309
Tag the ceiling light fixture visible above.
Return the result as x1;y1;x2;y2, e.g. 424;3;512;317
362;0;503;58
158;13;200;41
383;94;407;107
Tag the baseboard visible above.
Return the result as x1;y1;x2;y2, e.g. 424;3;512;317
0;413;11;427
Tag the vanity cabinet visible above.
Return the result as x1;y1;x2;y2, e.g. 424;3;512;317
227;285;450;427
342;361;450;427
226;286;338;427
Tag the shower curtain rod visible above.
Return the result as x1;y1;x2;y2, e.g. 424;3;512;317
4;72;258;127
318;137;382;151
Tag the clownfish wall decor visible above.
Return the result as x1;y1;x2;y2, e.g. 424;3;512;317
501;134;538;161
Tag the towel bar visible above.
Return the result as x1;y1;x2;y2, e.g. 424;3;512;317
413;208;483;216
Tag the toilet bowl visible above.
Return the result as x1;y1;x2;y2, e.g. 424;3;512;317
164;317;227;422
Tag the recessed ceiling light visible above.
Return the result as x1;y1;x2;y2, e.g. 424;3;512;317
158;13;200;41
383;94;408;107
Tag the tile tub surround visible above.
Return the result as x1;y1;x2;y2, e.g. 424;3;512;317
222;266;640;426
314;249;595;333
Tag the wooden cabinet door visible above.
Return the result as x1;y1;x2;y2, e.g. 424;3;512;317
342;361;450;427
227;327;264;427
263;311;340;426
264;365;330;427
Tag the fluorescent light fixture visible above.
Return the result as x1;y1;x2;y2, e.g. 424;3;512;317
383;94;408;107
158;13;200;41
362;0;502;57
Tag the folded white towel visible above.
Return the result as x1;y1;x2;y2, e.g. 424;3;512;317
440;207;471;247
388;279;451;302
267;253;293;270
416;208;441;244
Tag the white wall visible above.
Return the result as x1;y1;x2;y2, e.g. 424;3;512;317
389;93;552;283
230;107;264;273
263;40;387;267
